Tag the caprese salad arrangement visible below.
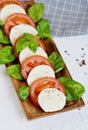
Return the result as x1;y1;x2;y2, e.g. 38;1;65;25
0;0;85;113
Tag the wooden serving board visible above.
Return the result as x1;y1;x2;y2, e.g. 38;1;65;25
15;39;85;120
0;39;85;120
0;0;85;120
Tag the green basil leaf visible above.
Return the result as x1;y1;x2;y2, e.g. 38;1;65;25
49;52;65;73
18;86;30;101
6;64;23;80
0;20;3;27
16;33;38;53
0;29;10;44
58;77;71;84
58;77;85;101
0;20;4;31
36;19;53;40
27;3;44;22
0;46;15;64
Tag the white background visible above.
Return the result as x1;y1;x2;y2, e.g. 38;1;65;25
0;35;88;130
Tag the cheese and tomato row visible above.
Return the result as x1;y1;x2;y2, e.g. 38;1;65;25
0;0;66;112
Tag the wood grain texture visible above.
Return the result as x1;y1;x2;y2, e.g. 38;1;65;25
0;0;85;120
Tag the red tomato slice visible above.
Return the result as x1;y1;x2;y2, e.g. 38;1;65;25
4;13;36;36
21;55;53;80
30;77;66;107
0;0;25;10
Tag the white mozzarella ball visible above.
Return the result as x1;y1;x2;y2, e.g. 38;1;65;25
19;47;48;64
27;65;55;85
38;88;66;112
0;4;26;23
10;24;38;45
